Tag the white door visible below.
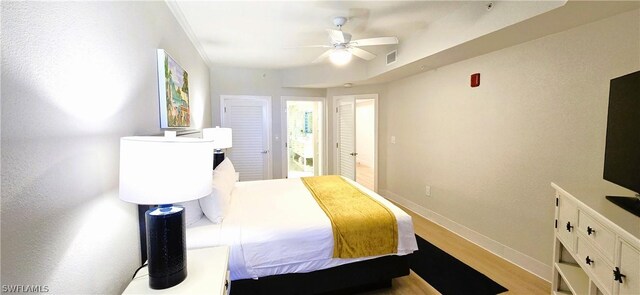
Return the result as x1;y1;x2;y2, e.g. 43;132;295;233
221;96;271;181
336;96;356;180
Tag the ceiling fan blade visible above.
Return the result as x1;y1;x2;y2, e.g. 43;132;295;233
348;47;376;61
312;49;335;63
350;37;399;47
327;29;346;44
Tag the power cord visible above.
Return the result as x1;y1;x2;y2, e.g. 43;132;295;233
132;263;148;279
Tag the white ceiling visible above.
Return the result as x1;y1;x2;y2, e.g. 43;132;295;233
171;1;469;69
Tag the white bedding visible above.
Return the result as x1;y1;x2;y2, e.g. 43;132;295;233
186;177;418;280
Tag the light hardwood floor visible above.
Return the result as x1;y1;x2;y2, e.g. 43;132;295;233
356;163;374;191
365;202;551;294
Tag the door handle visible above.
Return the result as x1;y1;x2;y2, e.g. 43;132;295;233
261;150;268;154
349;152;358;156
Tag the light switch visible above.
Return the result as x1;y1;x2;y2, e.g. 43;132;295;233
390;136;396;144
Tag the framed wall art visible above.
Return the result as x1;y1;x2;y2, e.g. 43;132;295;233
157;49;190;128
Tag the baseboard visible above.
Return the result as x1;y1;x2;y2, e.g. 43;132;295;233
380;189;551;282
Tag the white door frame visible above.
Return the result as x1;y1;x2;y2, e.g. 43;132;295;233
333;94;378;192
280;96;327;178
220;95;273;180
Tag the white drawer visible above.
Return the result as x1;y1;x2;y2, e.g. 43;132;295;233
576;235;613;295
578;210;616;263
557;193;578;251
618;241;640;295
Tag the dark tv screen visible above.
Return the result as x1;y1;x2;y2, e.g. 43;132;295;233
603;70;640;194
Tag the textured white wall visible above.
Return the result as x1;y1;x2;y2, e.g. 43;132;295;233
209;65;326;179
380;9;639;266
1;1;210;293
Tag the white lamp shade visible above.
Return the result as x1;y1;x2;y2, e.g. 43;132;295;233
202;127;232;149
119;136;214;205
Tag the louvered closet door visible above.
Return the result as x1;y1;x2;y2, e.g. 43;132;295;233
221;96;270;181
336;97;356;180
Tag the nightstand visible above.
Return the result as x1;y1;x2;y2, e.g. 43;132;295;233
123;246;230;294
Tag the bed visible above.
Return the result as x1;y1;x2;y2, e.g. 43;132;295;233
185;176;418;294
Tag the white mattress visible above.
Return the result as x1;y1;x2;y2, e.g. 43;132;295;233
186;177;418;280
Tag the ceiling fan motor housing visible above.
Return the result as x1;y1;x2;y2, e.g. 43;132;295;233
333;16;348;28
342;33;352;44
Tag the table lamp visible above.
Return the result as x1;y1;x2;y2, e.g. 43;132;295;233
119;136;214;289
202;127;233;169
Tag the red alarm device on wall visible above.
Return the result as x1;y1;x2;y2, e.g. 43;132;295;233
471;73;480;87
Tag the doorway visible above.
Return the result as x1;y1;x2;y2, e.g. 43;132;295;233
333;94;377;191
355;99;375;190
282;97;325;178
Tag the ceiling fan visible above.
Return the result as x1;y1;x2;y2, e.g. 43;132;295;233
303;16;399;65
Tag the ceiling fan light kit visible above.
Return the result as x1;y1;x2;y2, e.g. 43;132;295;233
302;16;399;66
330;49;353;66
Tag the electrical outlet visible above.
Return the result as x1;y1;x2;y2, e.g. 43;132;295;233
425;185;431;197
390;136;396;144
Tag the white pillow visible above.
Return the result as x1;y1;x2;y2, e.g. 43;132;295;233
175;200;203;226
215;158;236;182
199;171;234;223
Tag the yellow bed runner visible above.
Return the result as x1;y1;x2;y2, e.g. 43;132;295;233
301;175;398;258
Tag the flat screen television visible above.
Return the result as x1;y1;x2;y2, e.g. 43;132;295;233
603;70;640;217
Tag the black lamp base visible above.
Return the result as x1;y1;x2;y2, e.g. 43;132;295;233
145;205;187;289
149;266;187;290
213;151;225;170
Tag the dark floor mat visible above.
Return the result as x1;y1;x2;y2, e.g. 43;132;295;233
409;234;508;295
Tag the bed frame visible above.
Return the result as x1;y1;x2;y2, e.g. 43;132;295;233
230;254;410;295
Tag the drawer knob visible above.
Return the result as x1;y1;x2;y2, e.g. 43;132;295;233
613;267;626;284
565;221;574;232
585;256;593;266
587;226;596;235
